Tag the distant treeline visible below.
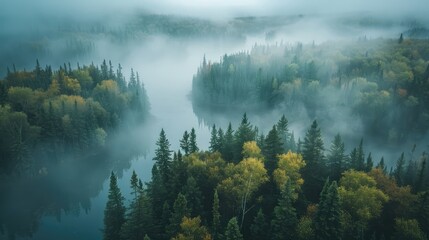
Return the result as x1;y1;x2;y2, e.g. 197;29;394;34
104;114;429;240
0;60;149;174
192;39;429;144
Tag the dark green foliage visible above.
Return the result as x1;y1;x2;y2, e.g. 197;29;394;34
167;193;190;238
183;176;203;217
180;131;190;155
209;125;220;153
225;217;243;240
263;125;283;174
394;153;406;186
366;153;374;172
350;139;365;171
103;172;126;240
327;134;348;181
153;129;172;187
233;113;256;163
189;128;199;154
301;120;326;202
250;209;268;240
221;123;235;162
392;218;426;240
271;180;297;240
212;190;221;240
276;114;290;152
314;180;342;240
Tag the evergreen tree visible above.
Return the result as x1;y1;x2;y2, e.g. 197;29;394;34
167;193;190;238
209;125;219;153
130;170;139;199
225;217;243;240
314;180;342;240
350;139;365;171
366;153;374;172
103;172;126;240
394;152;406;186
183;176;203;217
180;131;190;155
189;128;199;154
222;123;235;162
263;125;283;174
270;181;297;240
327;134;348;181
302;120;326;202
276;114;290;152
250;209;268;240
153;129;172;187
234;113;256;162
212;190;221;240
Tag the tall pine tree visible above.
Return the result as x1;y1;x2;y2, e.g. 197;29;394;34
103;172;126;240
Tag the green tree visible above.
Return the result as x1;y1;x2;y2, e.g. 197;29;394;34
250;209;268;240
392;218;426;240
263;125;283;174
172;217;212;240
103;172;126;240
212;190;221;240
270;181;298;240
168;193;190;238
233;113;256;163
225;217;243;240
189;128;199;154
314;180;342;240
394;152;406;186
327;134;348;181
302;120;326;202
183;176;203;217
222;123;235;162
209;125;219;153
276;114;290;151
153;129;172;188
180;131;190;155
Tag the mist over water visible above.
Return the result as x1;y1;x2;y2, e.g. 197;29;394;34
1;0;429;239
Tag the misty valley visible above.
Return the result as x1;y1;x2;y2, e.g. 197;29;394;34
1;4;429;240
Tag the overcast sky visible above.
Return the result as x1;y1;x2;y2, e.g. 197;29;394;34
1;0;428;21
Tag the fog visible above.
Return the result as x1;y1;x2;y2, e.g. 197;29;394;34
1;0;429;239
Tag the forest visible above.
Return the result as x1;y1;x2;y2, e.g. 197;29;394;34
192;38;429;145
0;60;150;174
104;114;429;240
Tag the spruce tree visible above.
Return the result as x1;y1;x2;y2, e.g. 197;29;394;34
153;129;172;187
276;114;290;152
233;113;256;162
327;134;347;181
250;209;268;240
263;125;283;174
225;217;243;240
103;172;126;240
302;120;326;202
180;131;190;155
222;123;235;162
366;153;374;172
270;181;297;240
314;180;342;240
212;190;221;240
394;152;405;186
209;125;219;153
189;128;199;154
183;176;203;217
167;193;190;238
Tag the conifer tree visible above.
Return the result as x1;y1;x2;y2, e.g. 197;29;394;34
189;128;199;154
183;176;203;217
225;217;243;240
314;180;342;240
327;134;347;181
209;125;219;152
270;181;297;240
263;125;283;174
302;120;326;202
153;129;172;187
212;190;221;240
276;114;290;152
394;152;406;186
222;123;235;162
167;193;190;238
234;113;256;162
250;209;268;240
103;172;126;240
180;131;190;155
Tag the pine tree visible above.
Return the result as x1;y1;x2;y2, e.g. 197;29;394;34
103;172;126;240
153;129;172;187
270;181;297;240
183;176;203;217
225;217;243;240
234;113;256;162
302;120;326;202
180;131;190;155
263;125;283;174
222;123;235;162
130;170;139;199
314;180;342;240
167;193;190;238
212;190;221;240
366;153;374;172
327;134;348;181
276;114;290;152
209;125;219;153
250;209;268;240
394;152;406;186
350;139;365;171
189;128;199;154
